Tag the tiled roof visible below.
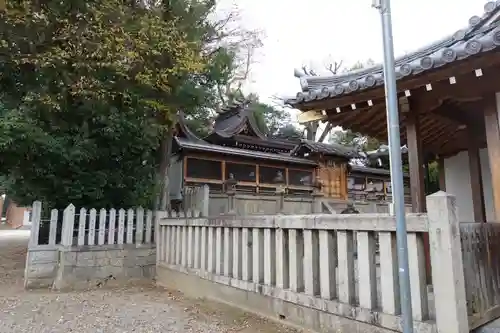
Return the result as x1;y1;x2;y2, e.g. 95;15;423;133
174;137;318;166
290;139;359;159
361;145;408;159
350;165;410;178
285;1;500;106
177;111;205;143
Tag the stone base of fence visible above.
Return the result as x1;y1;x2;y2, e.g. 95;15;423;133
24;246;59;289
25;244;156;290
157;264;435;333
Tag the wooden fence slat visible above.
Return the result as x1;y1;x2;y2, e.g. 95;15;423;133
289;229;304;293
61;204;76;246
224;227;233;277
145;210;153;244
108;208;116;245
379;232;400;315
88;208;97;246
276;229;289;290
48;209;58;246
408;233;429;321
358;231;377;310
337;230;355;305
264;228;275;286
126;209;134;244
98;208;106;245
117;209;125;245
319;230;336;300
303;229;320;296
135;207;144;245
29;201;42;247
78;208;87;246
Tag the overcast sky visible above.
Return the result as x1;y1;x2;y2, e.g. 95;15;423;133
218;0;487;107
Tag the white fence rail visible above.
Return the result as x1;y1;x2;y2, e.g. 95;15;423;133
29;201;157;248
156;192;469;333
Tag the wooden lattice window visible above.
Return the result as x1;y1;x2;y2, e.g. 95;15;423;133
259;166;286;185
366;178;384;192
186;158;222;180
288;169;313;186
225;163;256;183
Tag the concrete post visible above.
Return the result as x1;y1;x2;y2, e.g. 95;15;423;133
275;186;285;214
201;185;210;217
227;192;236;214
426;191;468;333
312;192;324;213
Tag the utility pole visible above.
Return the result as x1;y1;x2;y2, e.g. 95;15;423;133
372;0;414;332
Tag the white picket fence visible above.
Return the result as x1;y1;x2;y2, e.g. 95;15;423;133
29;201;157;248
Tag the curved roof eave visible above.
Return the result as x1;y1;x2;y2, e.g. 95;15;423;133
286;1;500;107
177;111;205;143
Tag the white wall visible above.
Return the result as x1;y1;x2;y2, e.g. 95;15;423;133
443;148;494;222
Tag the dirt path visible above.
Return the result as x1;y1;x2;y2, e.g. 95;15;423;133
0;227;302;333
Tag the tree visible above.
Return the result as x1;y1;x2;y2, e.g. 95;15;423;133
329;129;381;152
0;0;205;209
152;1;262;209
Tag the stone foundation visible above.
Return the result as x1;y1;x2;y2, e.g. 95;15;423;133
25;244;156;290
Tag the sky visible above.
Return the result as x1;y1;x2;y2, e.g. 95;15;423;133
217;0;487;109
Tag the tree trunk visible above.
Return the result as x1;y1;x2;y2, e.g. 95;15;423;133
156;129;174;211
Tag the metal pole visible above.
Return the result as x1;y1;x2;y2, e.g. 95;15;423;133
372;0;414;332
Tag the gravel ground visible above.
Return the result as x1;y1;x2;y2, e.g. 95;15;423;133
0;226;303;333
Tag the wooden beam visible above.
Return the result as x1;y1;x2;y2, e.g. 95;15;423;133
317;122;333;143
406;110;426;213
484;94;500;221
467;128;486;222
297;110;326;124
437;157;446;191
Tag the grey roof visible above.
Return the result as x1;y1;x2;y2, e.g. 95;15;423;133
290;139;359;159
350;165;410;178
362;145;409;159
174;137;318;166
177;111;205;143
210;101;267;139
286;1;500;106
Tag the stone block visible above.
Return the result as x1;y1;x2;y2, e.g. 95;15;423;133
27;250;58;264
27;263;57;279
94;258;110;266
109;258;125;267
24;277;55;289
61;252;77;265
77;251;95;261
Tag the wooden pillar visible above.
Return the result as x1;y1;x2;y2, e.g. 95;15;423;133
437;157;446;191
467;128;486;222
406;110;426;213
484;94;500;221
406;104;431;283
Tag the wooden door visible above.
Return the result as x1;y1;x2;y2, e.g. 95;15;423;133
319;164;347;199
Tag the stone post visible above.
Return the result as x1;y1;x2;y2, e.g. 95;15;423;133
60;204;76;247
275;185;285;214
426;191;468;333
311;176;324;214
224;174;237;215
28;201;42;247
201;185;210;217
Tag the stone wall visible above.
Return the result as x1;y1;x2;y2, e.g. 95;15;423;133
25;244;156;290
209;193;412;216
24;247;59;289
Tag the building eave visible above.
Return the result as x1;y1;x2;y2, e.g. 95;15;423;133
286;1;500;108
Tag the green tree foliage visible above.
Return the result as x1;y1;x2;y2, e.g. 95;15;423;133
329;129;380;151
0;0;206;209
251;101;302;139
